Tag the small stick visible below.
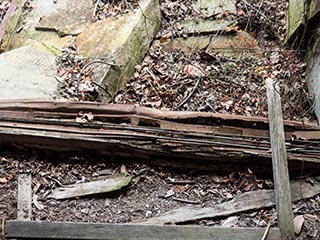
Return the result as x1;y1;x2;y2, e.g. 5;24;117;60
174;77;202;110
172;197;200;205
261;223;271;240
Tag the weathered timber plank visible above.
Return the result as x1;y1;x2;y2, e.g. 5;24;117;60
0;100;317;130
48;174;132;199
266;78;294;239
17;174;32;221
5;220;281;240
140;178;320;225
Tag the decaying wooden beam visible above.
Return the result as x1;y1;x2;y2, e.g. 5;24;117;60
140;178;320;225
5;220;282;240
17;174;32;221
48;174;132;200
0;100;319;172
266;78;294;239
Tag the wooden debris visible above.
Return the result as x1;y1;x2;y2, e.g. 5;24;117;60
17;174;32;221
0;100;319;174
48;174;132;200
5;220;282;240
266;78;294;239
140;178;320;225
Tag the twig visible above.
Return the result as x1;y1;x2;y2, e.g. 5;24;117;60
76;60;121;100
174;76;202;110
92;0;100;21
261;223;271;240
172;197;200;205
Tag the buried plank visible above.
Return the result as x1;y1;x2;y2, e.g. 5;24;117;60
5;220;281;240
17;174;32;221
48;174;132;200
139;178;320;225
266;78;294;239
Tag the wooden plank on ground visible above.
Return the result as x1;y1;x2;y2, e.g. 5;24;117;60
5;220;281;240
266;78;294;239
48;174;132;200
140;178;320;225
17;174;32;221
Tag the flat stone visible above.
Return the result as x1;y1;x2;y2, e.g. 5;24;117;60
285;0;305;42
0;43;57;100
77;0;160;101
35;0;93;37
159;31;261;58
2;0;91;52
181;18;236;34
192;0;236;17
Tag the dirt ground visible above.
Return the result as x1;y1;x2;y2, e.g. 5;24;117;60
0;148;319;239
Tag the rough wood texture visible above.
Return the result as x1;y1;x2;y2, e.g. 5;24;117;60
0;100;319;174
266;78;294;239
17;174;32;221
5;220;281;240
140;178;320;225
49;174;132;199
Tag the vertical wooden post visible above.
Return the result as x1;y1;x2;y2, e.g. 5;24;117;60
17;174;32;221
266;78;294;239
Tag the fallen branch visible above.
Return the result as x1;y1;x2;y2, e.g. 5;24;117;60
139;178;320;225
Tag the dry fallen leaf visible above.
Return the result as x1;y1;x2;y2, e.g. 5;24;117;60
183;65;203;77
160;32;172;43
294;215;305;235
0;177;8;184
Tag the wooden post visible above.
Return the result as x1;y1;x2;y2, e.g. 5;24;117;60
266;78;294;239
17;174;32;221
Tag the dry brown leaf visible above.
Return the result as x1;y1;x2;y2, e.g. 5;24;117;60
172;185;189;193
294;215;305;235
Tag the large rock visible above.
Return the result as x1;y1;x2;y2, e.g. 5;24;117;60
285;0;305;43
76;0;161;101
159;32;260;58
1;0;93;52
0;43;57;100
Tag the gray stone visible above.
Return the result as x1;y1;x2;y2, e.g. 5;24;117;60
181;19;236;34
159;32;261;58
192;0;236;17
77;0;160;101
306;38;320;123
35;0;93;37
285;0;305;43
2;0;92;52
0;43;57;100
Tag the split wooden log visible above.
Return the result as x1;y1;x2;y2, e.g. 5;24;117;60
139;178;320;225
0;100;319;174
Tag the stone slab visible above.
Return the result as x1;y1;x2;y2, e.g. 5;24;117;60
192;0;236;17
2;0;92;52
285;0;305;43
77;0;160;101
181;18;236;34
159;32;260;58
0;43;57;100
35;0;93;37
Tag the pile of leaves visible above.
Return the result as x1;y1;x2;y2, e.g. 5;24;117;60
114;0;314;121
55;38;99;101
93;0;139;21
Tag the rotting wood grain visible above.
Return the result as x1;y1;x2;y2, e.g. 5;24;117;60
5;220;282;240
17;174;32;221
266;78;294;239
139;178;320;225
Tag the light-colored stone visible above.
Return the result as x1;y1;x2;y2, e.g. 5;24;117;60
181;18;237;34
77;0;160;101
0;43;57;100
35;0;93;36
2;0;92;52
306;38;320;122
192;0;236;17
285;0;305;43
159;32;260;58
